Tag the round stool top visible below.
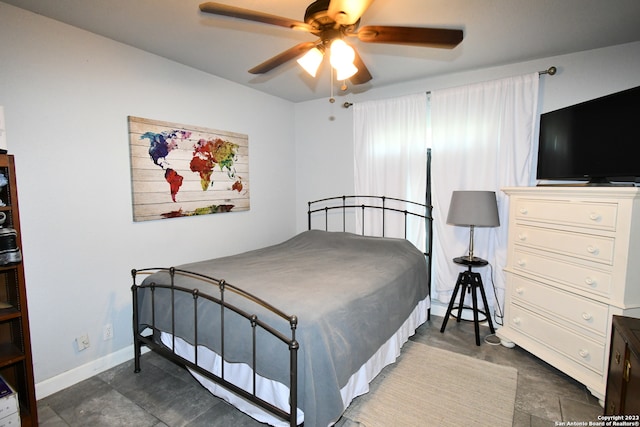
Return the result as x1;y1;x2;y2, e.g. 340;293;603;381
453;256;488;267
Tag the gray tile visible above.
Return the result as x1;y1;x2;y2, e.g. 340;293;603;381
38;316;603;427
101;361;219;426
37;404;70;427
39;376;113;415
186;401;264;427
530;413;556;427
560;396;603;422
514;381;562;421
58;387;158;426
512;409;531;427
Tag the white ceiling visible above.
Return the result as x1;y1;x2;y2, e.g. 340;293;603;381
5;0;640;102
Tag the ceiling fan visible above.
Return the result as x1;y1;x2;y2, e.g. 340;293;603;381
199;0;464;85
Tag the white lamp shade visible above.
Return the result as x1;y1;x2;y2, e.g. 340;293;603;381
297;47;324;77
447;191;500;227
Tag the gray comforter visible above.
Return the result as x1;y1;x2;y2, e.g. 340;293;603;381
136;230;429;427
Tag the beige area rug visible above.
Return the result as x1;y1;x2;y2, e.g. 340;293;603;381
343;341;518;427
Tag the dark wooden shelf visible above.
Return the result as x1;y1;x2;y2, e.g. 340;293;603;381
0;307;20;322
0;263;21;272
0;154;37;425
0;342;26;367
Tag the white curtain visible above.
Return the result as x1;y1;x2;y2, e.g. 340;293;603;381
353;93;428;251
430;73;539;313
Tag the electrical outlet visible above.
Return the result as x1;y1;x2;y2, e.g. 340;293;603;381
103;323;113;341
76;334;90;351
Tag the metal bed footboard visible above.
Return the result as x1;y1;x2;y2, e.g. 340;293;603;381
131;267;299;426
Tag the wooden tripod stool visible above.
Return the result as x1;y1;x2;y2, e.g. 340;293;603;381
440;256;495;346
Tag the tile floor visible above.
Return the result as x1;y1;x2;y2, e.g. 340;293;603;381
38;315;604;426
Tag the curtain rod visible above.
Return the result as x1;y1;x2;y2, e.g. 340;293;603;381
342;66;557;109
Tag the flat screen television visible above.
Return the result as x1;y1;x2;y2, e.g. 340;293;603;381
536;85;640;185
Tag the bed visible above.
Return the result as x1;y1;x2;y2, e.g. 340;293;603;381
131;195;433;427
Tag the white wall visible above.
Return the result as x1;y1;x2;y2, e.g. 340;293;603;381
293;101;355;231
0;3;297;397
294;41;640;312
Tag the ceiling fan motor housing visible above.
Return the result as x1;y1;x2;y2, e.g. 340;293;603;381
305;0;358;31
305;0;360;48
304;0;333;27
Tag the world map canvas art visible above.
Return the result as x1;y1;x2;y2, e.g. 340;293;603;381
128;116;249;222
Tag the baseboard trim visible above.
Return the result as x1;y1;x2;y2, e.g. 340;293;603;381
430;303;447;318
35;345;149;400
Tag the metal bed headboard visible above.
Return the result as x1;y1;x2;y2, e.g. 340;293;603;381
307;194;434;320
308;148;433;252
308;195;430;241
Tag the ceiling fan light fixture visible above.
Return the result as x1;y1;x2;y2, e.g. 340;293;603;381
297;47;324;77
199;1;463;90
329;39;355;68
336;62;358;80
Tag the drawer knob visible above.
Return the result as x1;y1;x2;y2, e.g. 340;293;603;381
589;212;601;222
517;259;526;267
624;360;631;382
579;349;590;358
584;277;596;286
581;312;592;321
513;317;521;325
515;287;524;295
518;233;527;241
519;208;528;215
586;245;599;255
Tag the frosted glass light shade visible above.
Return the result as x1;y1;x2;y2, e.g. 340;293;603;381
297;47;324;77
330;39;355;68
329;39;358;80
336;62;358;80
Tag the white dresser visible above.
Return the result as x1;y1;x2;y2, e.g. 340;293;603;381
497;186;640;402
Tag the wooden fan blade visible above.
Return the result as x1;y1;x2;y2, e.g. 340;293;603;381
328;0;374;25
350;50;372;85
356;26;463;48
248;42;317;74
199;2;312;31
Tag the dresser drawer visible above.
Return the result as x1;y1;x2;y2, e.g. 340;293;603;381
509;274;609;336
509;304;606;374
513;224;614;265
514;198;618;231
511;248;612;296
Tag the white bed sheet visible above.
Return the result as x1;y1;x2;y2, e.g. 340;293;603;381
160;295;430;427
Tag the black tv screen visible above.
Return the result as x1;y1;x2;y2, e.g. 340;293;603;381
536;85;640;184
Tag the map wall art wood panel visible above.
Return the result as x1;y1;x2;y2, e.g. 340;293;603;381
128;116;249;222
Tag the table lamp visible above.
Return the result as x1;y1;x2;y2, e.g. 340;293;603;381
446;191;500;261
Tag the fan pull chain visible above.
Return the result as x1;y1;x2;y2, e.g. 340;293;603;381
329;66;335;103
